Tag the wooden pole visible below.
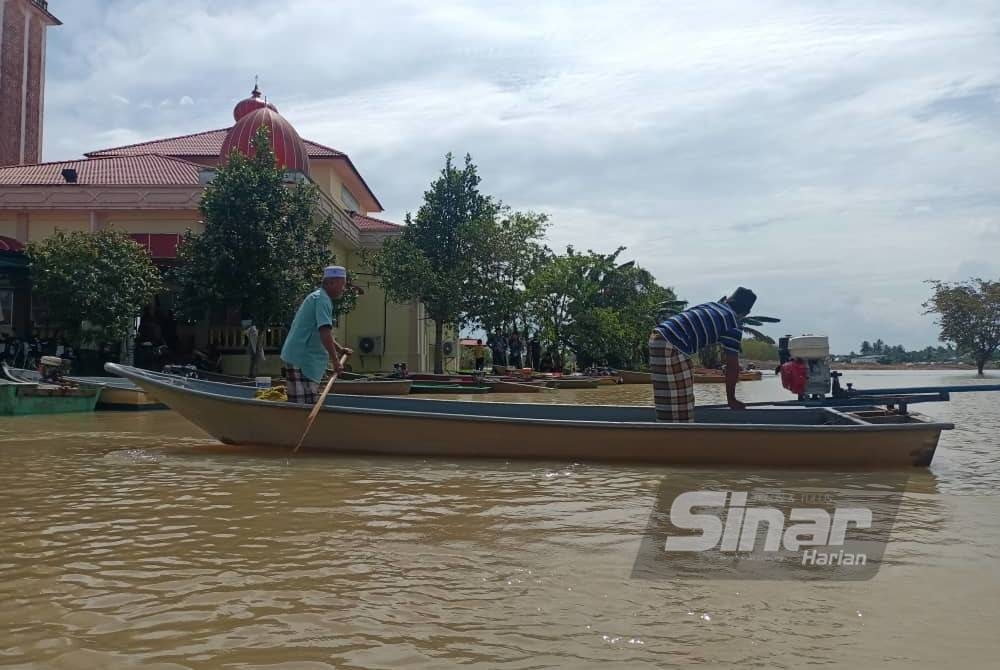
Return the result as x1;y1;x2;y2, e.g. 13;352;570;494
292;354;347;454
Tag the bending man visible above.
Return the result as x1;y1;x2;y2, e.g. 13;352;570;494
649;287;757;421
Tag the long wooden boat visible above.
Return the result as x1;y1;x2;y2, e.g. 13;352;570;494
617;370;651;384
0;379;100;415
106;363;950;468
486;379;552;393
2;364;163;411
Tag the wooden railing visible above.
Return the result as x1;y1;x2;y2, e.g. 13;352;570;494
208;326;287;351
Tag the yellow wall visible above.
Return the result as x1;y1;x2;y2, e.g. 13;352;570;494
104;213;202;235
26;214;89;241
310;163;368;214
310;164;345;208
0;217;16;238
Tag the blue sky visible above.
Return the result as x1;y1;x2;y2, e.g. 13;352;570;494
40;0;1000;352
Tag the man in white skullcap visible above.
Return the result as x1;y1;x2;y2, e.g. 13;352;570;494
280;266;354;404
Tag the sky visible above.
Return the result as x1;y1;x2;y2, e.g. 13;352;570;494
39;0;1000;353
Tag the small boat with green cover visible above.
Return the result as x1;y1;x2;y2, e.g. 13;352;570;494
0;380;100;415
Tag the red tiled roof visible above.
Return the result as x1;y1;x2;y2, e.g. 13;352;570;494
0;155;203;186
352;213;402;232
86;128;346;159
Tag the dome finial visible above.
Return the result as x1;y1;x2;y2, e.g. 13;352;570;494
234;79;277;121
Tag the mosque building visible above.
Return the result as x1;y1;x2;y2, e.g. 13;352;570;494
0;0;438;373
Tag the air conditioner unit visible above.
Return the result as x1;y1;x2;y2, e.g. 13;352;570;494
441;340;457;357
358;335;383;356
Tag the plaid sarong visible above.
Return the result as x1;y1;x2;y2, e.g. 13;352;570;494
649;331;695;422
284;365;318;405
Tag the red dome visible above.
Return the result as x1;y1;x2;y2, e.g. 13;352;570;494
233;84;278;121
220;107;310;175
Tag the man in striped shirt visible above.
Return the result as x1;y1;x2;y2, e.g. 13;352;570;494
649;287;757;421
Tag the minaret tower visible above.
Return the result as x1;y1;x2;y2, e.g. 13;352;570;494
0;0;60;166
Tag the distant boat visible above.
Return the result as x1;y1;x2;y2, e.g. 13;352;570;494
105;363;952;468
172;369;412;396
2;364;157;412
410;382;491;394
617;370;651;384
485;379;552;393
545;377;601;390
0;365;101;415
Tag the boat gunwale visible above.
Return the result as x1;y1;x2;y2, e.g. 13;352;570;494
106;364;955;434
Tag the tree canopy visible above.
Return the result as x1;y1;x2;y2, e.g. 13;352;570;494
464;208;549;335
26;228;161;349
525;246;676;369
366;153;493;373
924;278;1000;375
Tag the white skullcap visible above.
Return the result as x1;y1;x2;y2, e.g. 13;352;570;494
323;266;347;279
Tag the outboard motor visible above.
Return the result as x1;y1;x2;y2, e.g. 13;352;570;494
780;335;831;399
39;355;68;384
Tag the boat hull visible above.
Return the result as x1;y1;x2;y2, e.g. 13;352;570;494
618;370;652;384
106;364;949;468
0;381;100;415
95;386;166;411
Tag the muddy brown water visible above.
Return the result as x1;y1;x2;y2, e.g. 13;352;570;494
1;371;998;668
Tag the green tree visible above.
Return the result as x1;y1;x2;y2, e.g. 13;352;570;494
26;228;161;354
172;126;347;376
741;339;779;361
526;247;675;369
525;248;598;368
590;261;675;368
366;153;492;373
860;340;872;355
465;208;549;334
924;278;1000;375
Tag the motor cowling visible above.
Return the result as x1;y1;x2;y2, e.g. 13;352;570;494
781;360;808;395
782;335;832;398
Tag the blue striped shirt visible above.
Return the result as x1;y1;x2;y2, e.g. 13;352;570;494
655;302;743;355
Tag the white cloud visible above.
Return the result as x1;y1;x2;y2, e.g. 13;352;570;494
37;0;1000;350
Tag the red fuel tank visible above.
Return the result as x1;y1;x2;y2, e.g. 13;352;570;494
780;360;808;395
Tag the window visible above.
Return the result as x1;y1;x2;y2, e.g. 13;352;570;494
341;185;360;213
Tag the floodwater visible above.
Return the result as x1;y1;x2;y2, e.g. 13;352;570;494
1;370;999;668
